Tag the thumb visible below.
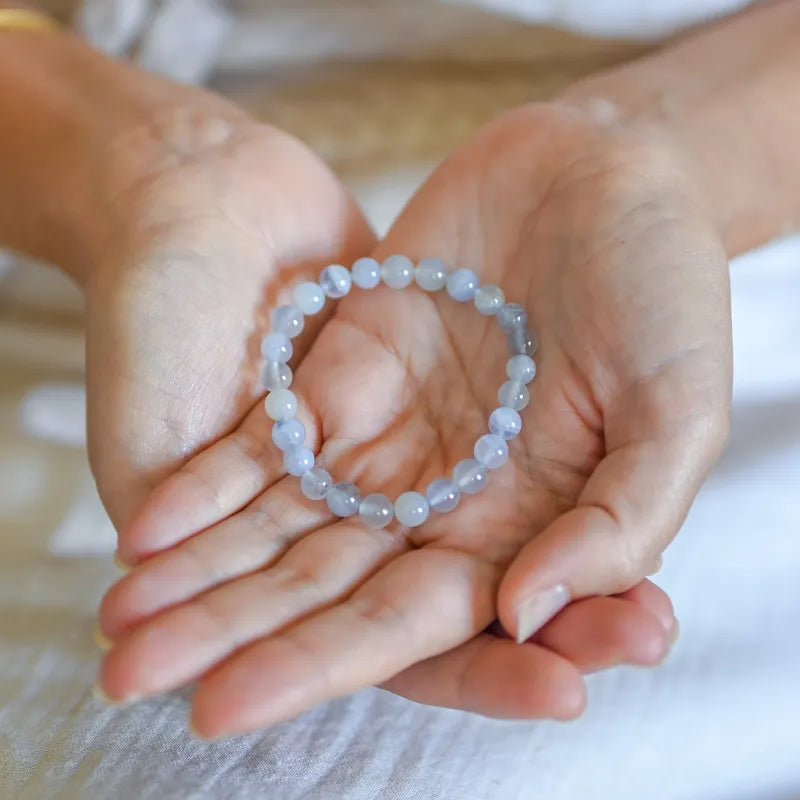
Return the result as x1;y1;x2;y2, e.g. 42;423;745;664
498;414;729;643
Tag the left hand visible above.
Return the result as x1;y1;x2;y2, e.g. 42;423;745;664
97;103;721;738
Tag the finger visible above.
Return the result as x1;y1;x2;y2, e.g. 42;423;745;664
98;520;408;702
116;394;320;566
99;474;335;639
498;405;727;642
533;594;671;671
382;584;674;718
381;635;587;720
191;548;499;738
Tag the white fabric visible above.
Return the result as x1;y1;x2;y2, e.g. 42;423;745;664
2;229;800;799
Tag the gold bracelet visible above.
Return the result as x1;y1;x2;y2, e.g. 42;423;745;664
0;8;60;32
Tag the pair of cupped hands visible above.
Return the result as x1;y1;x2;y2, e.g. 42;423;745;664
90;90;731;739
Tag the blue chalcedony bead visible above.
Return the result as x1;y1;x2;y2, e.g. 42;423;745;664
426;478;460;513
261;332;293;363
474;434;509;469
352;257;382;289
498;380;529;411
272;418;306;451
497;303;527;332
293;281;325;315
381;254;415;289
446;268;479;301
453;458;488;495
474;284;505;314
359;493;395;528
415;258;448;291
262;361;292;391
508;327;537;356
395;491;430;527
284;445;315;476
272;304;304;338
301;467;332;500
489;406;522;440
264;388;298;420
319;264;352;298
327;482;362;517
506;354;536;383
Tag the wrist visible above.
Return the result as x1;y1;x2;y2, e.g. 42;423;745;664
0;27;249;284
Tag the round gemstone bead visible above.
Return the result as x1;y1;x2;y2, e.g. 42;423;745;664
271;304;304;338
301;467;332;500
474;434;509;469
292;281;325;315
497;303;528;332
381;254;415;289
359;493;395;528
261;332;293;363
446;268;479;302
498;380;530;411
415;257;448;291
489;406;523;440
453;458;488;495
508;327;537;356
426;478;460;513
352;257;381;289
264;388;298;420
506;354;537;384
474;284;505;314
326;482;362;517
319;264;352;298
395;491;430;527
284;445;315;476
262;361;292;391
271;418;306;451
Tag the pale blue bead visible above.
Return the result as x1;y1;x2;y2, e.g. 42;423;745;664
453;458;488;495
508;327;537;356
319;264;352;298
264;388;298;420
474;434;509;469
489;406;522;440
415;257;447;291
272;304;304;338
474;284;505;314
261;332;292;363
326;482;362;517
395;491;430;527
292;281;325;315
506;354;537;383
497;303;528;332
446;268;479;302
498;380;530;411
381;254;414;289
271;418;306;451
261;361;292;391
426;478;460;513
301;467;332;500
352;257;381;289
359;493;394;528
284;445;315;476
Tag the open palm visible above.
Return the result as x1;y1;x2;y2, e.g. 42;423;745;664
95;106;720;737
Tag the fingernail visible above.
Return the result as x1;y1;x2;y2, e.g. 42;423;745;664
515;583;571;643
668;618;680;648
646;554;664;576
113;552;131;573
92;682;141;706
93;624;113;651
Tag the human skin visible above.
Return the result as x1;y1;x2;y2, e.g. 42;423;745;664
2;1;799;737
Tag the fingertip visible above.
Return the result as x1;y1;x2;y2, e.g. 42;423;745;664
552;674;588;721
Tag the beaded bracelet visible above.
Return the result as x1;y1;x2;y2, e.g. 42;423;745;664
261;255;537;529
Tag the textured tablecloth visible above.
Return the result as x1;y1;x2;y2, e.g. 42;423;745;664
1;219;799;798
